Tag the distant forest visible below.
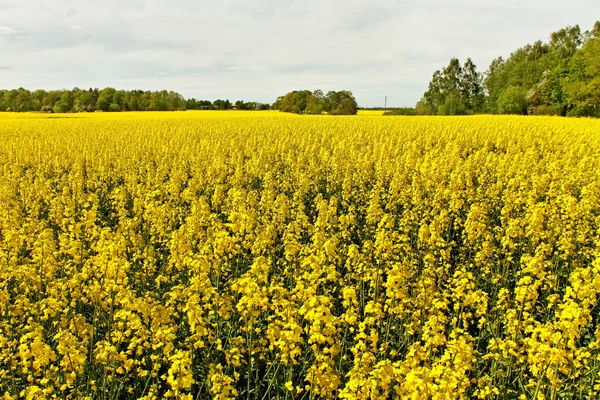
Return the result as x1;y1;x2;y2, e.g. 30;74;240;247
414;21;600;117
272;90;358;115
0;87;358;115
0;87;269;113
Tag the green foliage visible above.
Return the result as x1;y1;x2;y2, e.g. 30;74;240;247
562;36;600;116
497;86;529;115
382;107;417;116
327;90;358;115
566;105;598;117
423;21;599;117
186;98;213;110
439;94;468;115
486;22;598;116
1;88;266;113
276;90;312;113
276;90;358;115
96;87;115;111
420;58;484;115
52;101;71;114
415;101;435;115
529;105;560;116
74;91;95;112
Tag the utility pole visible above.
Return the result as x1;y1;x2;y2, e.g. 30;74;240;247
384;96;387;110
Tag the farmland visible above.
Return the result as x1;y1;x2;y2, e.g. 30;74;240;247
0;111;599;399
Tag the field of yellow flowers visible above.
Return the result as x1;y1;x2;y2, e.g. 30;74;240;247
0;111;599;399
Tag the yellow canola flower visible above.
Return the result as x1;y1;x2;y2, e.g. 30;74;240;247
0;112;599;399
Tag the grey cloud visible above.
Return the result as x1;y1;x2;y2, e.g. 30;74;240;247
71;25;93;34
1;0;599;106
0;66;13;70
0;25;25;40
0;26;18;34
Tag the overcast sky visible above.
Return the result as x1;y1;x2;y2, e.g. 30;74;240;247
1;1;599;107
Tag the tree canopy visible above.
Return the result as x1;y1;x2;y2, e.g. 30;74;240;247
273;90;358;115
418;21;600;117
0;88;270;113
419;57;485;115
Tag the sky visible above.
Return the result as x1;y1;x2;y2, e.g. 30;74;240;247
1;1;599;108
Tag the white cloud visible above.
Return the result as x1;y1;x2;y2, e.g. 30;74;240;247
214;64;256;72
71;24;93;34
0;0;598;106
0;25;25;42
0;26;18;35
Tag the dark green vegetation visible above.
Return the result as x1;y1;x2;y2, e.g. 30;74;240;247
382;107;418;116
0;87;269;113
272;90;359;115
418;21;600;116
186;99;270;111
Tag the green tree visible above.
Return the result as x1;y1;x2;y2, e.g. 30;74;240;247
125;91;140;111
422;70;445;113
292;90;312;113
41;91;62;112
53;101;71;113
74;90;96;112
306;89;327;114
279;91;298;113
14;89;39;112
53;91;74;113
212;99;231;110
327;90;358;115
97;87;116;111
461;58;485;112
562;33;600;116
3;89;19;111
439;93;468;115
272;96;283;110
484;57;507;113
167;91;185;111
549;25;583;60
276;89;357;115
415;100;434;115
420;58;483;114
497;86;529;115
112;90;126;111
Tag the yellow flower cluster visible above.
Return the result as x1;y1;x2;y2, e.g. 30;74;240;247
0;111;599;399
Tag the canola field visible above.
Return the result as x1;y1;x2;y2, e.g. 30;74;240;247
0;111;599;399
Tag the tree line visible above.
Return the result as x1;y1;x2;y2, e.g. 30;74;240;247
272;90;358;115
0;87;271;113
185;98;270;110
415;21;600;117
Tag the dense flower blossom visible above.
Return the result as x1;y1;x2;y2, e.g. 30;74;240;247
0;111;599;398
